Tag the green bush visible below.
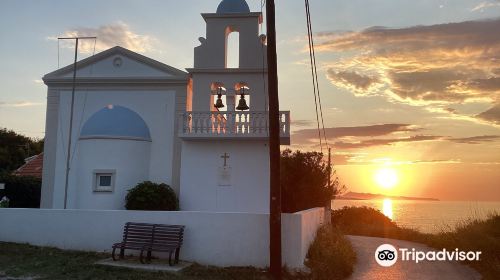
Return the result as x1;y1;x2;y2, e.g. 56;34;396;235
305;225;356;280
125;181;178;211
281;149;334;213
0;174;41;208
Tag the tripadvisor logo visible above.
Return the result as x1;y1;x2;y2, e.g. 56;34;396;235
375;243;481;267
375;244;398;267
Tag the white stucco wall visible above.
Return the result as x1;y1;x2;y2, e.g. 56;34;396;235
179;140;270;213
72;139;151;209
0;207;325;268
46;88;182;209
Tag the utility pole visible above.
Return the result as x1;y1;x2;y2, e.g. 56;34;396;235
266;1;282;279
328;147;331;188
58;36;96;209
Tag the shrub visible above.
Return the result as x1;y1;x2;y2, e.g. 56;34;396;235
125;181;178;211
305;225;356;280
281;149;337;213
0;174;41;208
331;206;426;241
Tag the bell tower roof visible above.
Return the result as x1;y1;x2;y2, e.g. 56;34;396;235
216;0;250;14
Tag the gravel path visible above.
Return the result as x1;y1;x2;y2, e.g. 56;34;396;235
346;235;481;280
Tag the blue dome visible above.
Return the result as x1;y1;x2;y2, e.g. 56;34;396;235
80;105;151;141
216;0;250;14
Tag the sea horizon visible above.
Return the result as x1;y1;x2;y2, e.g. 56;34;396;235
331;199;500;234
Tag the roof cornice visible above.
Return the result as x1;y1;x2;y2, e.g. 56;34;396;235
43;77;189;87
186;68;267;74
201;12;262;22
43;46;188;81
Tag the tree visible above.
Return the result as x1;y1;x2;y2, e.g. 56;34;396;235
281;149;345;213
0;128;44;173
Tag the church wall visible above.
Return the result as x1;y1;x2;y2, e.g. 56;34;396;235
45;87;183;209
40;89;59;208
179;140;270;213
195;15;264;69
72;139;151;209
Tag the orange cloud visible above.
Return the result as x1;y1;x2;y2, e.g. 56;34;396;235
318;19;500;125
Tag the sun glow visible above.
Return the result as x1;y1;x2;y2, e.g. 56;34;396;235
382;198;393;219
374;167;399;189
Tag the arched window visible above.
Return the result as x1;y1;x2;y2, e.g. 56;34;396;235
226;27;239;68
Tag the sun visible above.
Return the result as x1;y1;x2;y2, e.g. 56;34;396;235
374;167;399;189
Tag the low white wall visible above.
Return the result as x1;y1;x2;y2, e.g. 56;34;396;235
0;208;324;268
282;207;325;268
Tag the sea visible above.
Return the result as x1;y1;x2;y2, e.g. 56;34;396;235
331;199;500;233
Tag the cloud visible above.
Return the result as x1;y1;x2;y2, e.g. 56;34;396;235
471;1;500;12
0;101;44;107
449;135;500;144
476;104;500;124
292;122;500;150
332;135;441;149
326;70;382;95
49;22;155;53
292;123;417;144
317;19;500;124
291;119;314;127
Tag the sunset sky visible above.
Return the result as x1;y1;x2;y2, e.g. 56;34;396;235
0;0;499;201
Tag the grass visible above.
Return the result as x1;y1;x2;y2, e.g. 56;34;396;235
332;206;500;280
0;242;272;280
304;225;356;280
0;240;353;280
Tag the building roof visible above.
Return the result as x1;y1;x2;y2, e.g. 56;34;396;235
216;0;250;14
13;153;43;178
80;105;152;141
43;46;189;86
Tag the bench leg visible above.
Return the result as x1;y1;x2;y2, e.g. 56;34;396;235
112;247;117;261
175;248;180;264
168;252;173;266
147;250;152;263
119;248;125;259
140;250;146;264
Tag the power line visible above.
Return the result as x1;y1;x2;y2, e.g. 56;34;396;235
305;0;328;148
58;36;97;209
70;37;97;166
304;0;323;153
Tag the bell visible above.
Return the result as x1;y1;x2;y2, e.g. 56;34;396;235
236;95;249;111
214;87;225;109
214;94;224;109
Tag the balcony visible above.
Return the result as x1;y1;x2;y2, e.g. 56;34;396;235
178;111;290;144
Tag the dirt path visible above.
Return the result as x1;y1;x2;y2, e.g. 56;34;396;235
346;235;481;280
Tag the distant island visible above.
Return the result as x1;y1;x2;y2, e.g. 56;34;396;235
337;191;439;201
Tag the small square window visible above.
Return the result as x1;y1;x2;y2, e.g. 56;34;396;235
99;175;112;187
93;170;115;192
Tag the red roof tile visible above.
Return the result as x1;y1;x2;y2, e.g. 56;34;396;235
13;153;43;178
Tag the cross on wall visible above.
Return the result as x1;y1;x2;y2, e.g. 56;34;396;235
221;152;230;167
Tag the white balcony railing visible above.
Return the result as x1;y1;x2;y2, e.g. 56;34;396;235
178;111;290;139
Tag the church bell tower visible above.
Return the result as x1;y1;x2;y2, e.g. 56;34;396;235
178;0;290;213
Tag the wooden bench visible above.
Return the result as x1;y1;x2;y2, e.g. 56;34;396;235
111;222;185;265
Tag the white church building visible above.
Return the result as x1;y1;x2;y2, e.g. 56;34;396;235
0;0;325;269
40;0;290;213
